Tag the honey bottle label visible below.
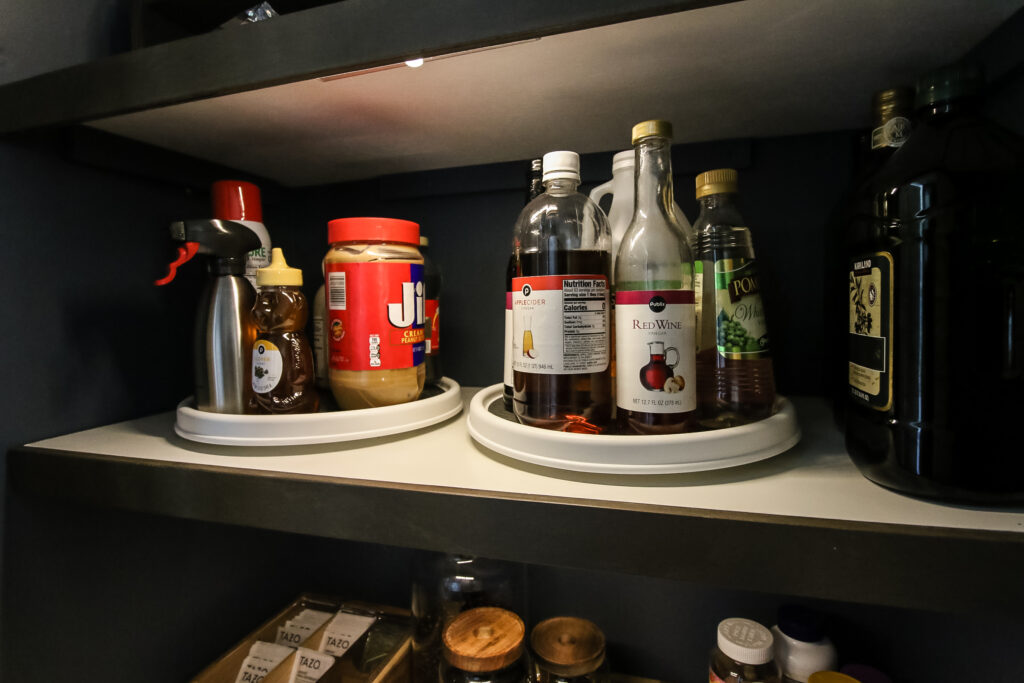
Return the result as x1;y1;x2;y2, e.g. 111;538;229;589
252;340;283;393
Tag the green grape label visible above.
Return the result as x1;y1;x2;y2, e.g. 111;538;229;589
848;252;893;410
714;258;769;359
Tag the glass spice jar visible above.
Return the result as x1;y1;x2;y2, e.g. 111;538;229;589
442;607;528;683
530;617;608;683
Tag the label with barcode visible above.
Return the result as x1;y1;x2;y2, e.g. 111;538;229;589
327;271;347;310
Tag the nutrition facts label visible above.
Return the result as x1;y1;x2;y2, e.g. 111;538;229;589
512;274;609;375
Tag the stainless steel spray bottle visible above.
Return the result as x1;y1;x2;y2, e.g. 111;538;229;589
159;219;261;413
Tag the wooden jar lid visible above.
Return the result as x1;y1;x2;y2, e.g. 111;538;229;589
530;617;606;678
443;607;525;673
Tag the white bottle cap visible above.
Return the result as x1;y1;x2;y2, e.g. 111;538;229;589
611;149;634;172
542;151;580;182
717;618;775;665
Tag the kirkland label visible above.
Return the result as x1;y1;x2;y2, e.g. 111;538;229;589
849;252;893;410
511;275;609;374
325;261;425;371
615;290;696;413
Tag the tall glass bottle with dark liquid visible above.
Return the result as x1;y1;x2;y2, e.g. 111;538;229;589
615;120;697;434
694;169;776;427
512;151;612;431
830;87;915;428
504;159;543;411
845;64;1024;503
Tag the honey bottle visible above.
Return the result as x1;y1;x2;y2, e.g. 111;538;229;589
249;248;319;414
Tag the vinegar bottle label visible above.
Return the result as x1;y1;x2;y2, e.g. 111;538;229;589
615;290;696;413
504;291;513;386
713;257;770;358
511;275;609;374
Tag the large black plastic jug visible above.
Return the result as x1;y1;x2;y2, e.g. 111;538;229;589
845;65;1024;503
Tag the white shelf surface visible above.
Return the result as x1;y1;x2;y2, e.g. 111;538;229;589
28;389;1024;536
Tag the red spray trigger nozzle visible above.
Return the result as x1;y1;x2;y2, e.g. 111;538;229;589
155;241;200;286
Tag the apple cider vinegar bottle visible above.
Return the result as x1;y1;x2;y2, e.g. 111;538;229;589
511;151;612;432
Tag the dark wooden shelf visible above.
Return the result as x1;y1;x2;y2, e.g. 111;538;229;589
0;0;722;134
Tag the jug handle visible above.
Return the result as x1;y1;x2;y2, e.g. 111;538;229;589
666;346;680;369
589;179;614;213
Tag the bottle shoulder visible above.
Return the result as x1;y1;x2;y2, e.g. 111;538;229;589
516;190;611;252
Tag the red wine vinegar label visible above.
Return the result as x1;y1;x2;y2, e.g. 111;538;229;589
615;289;696;413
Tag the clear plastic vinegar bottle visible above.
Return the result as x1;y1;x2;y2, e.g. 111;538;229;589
694;169;776;427
512;151;612;432
615;120;697;433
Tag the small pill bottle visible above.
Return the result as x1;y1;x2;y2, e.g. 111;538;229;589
710;617;780;683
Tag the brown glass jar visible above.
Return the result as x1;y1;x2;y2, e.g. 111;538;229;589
530;617;608;683
442;607;527;683
710;618;780;683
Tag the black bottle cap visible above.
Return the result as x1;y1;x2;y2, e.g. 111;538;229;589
777;604;826;642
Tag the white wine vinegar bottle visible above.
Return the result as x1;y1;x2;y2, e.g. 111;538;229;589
615;120;697;433
512;151;612;432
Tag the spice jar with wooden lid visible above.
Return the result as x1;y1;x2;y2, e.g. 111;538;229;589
442;607;527;683
530;617;608;683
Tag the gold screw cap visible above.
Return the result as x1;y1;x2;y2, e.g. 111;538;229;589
256;247;303;287
631;119;672;145
443;607;525;673
695;168;738;199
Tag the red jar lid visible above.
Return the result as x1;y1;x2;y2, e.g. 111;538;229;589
212;180;263;221
328;217;420;245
